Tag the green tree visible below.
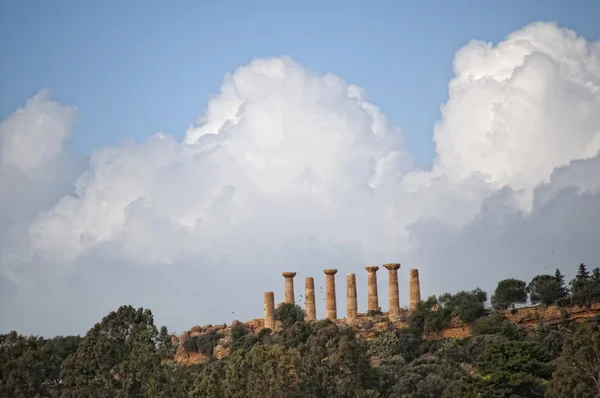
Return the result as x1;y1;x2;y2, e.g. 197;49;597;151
554;268;570;305
156;326;176;360
547;323;600;397
60;305;161;398
408;296;453;333
0;332;46;397
0;332;82;397
302;320;378;397
527;274;563;305
189;361;226;398
491;278;527;310
246;344;303;398
456;340;552;397
570;264;595;306
576;263;590;279
387;355;464;398
142;362;198;398
439;288;488;323
223;349;250;398
273;303;306;329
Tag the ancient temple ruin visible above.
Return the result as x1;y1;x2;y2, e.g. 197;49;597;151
264;264;423;326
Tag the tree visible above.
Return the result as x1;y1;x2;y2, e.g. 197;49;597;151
60;305;161;397
527;274;563;305
273;303;306;329
455;340;552;397
439;288;488;323
408;296;453;333
554;268;570;303
386;355;464;398
301;320;378;397
570;264;595;306
156;326;175;360
0;332;82;397
547;323;600;397
491;278;527;310
576;263;590;279
189;361;226;398
246;344;303;398
0;332;46;397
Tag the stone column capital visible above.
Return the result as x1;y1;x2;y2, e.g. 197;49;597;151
323;269;338;275
365;266;380;273
383;263;401;271
282;272;297;278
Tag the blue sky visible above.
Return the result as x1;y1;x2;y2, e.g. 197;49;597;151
1;0;599;167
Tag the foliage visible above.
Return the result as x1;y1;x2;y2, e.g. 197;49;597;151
385;355;464;398
183;330;223;356
491;278;528;309
60;305;163;397
156;326;176;360
555;268;569;298
408;296;453;333
454;340;553;397
367;331;400;358
301;320;378;397
527;274;564;305
229;323;260;352
569;263;600;306
439;288;488;323
0;332;82;397
273;303;306;329
547;322;600;397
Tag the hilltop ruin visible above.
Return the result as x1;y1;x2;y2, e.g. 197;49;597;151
264;264;419;327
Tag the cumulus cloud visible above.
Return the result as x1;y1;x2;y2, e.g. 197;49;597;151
1;22;599;336
434;23;600;208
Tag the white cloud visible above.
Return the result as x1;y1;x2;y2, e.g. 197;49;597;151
434;22;600;209
0;89;76;173
1;22;599;336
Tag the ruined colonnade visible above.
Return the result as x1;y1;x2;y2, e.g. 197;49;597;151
263;265;423;327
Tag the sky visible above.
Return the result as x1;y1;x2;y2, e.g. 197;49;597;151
1;1;600;336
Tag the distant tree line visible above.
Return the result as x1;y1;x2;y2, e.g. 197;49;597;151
2;262;600;397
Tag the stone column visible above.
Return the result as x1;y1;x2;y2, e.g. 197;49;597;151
305;277;316;321
282;272;297;304
346;273;357;323
409;269;421;310
383;263;401;317
264;292;274;329
324;269;338;320
365;266;380;312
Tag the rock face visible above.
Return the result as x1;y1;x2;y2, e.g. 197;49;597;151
409;269;421;310
383;263;401;317
324;269;338;320
365;266;380;312
264;292;274;330
282;272;297;304
346;273;358;323
305;277;316;321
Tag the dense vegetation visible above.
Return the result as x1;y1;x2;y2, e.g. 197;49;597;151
3;263;600;397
